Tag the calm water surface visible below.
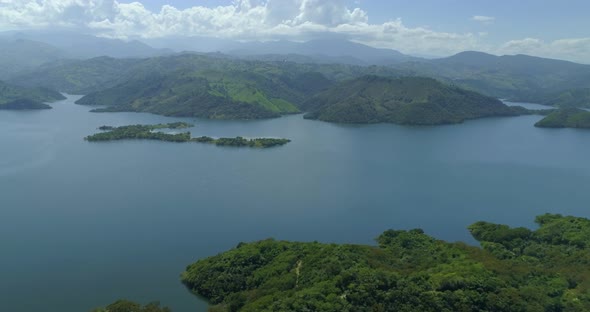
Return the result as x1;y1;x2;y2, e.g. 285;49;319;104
1;96;589;312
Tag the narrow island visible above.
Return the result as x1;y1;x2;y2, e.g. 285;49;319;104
535;108;590;129
84;122;291;148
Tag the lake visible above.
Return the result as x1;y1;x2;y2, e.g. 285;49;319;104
1;96;589;312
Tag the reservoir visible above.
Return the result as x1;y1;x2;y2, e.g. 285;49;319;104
1;96;589;311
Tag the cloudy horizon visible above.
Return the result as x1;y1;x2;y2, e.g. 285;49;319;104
0;0;589;63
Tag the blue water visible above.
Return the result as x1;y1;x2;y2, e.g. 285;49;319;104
1;95;590;312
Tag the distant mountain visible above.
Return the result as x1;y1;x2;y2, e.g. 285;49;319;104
5;31;171;59
227;39;415;65
143;37;416;65
8;57;144;94
0;38;66;79
8;53;404;95
302;75;532;125
394;52;590;101
0;80;65;109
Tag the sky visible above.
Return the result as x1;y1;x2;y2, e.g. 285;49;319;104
0;0;589;63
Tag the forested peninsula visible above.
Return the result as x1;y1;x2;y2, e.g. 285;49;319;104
84;123;290;148
535;108;590;129
0;80;64;110
179;214;590;312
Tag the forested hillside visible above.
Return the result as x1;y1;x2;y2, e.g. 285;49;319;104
182;214;590;312
302;75;533;125
0;80;64;109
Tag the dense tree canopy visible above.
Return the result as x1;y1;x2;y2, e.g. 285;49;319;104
302;76;540;125
92;300;171;312
182;214;590;312
84;123;290;148
535;108;590;128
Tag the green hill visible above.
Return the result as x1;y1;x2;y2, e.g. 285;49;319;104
0;80;64;109
75;69;312;119
182;214;590;312
539;88;590;108
7;53;402;95
535;108;590;128
394;52;590;101
302;76;532;125
8;56;143;94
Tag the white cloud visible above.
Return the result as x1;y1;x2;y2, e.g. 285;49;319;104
0;0;476;56
471;15;495;24
0;1;588;63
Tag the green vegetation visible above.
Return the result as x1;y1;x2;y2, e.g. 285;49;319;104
396;52;590;101
85;123;193;142
538;88;590;108
182;214;590;312
11;52;588;120
302;75;537;125
8;53;410;119
91;300;170;312
192;136;291;148
0;80;64;109
535;108;590;128
9;56;143;94
84;123;290;148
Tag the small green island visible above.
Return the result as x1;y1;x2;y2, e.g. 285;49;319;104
84;122;291;148
535;108;590;128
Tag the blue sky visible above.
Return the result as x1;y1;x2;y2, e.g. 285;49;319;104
1;0;589;62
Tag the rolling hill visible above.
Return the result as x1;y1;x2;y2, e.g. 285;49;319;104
535;108;590;128
0;80;65;109
393;51;590;101
75;64;335;119
302;75;532;125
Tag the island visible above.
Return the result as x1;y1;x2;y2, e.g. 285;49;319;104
301;75;544;125
179;214;590;311
535;108;590;128
84;123;291;148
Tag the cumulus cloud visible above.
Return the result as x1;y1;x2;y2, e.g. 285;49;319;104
471;15;495;24
0;0;477;56
0;0;588;62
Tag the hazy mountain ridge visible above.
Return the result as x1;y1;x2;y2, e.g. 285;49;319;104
394;51;590;100
0;38;67;79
